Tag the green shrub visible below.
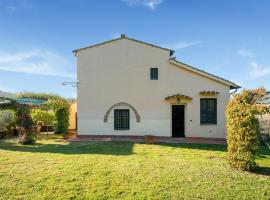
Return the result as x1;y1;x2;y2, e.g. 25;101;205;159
0;110;16;132
47;99;70;134
18;92;71;135
226;101;259;170
226;88;269;171
31;108;55;126
54;108;69;134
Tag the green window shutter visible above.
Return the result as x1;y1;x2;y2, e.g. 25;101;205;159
150;68;158;80
114;109;130;130
200;98;217;124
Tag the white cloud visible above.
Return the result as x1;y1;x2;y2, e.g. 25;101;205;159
0;49;75;78
249;62;270;79
237;49;254;58
5;6;16;13
122;0;164;10
163;41;203;50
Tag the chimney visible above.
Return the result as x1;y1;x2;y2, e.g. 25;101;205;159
120;33;126;38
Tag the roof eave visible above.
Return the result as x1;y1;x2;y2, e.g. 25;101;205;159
72;36;173;55
169;59;241;89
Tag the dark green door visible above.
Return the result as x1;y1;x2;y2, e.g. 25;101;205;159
172;105;185;137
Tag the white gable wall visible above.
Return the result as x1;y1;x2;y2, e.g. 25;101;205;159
76;38;230;138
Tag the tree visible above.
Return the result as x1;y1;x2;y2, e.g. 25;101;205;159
18;92;71;135
226;87;269;170
17;105;36;144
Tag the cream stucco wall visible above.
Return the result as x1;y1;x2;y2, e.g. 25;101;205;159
76;38;231;138
69;101;77;130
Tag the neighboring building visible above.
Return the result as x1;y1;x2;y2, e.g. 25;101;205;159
258;92;270;137
69;100;77;131
258;92;270;105
73;34;240;139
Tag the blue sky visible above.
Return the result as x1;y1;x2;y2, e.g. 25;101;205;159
0;0;269;98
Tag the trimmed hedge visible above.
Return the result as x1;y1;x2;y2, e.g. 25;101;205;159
46;99;70;134
54;108;69;134
226;88;269;171
17;92;62;101
226;100;259;170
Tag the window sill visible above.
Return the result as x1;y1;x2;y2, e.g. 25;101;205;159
200;123;217;126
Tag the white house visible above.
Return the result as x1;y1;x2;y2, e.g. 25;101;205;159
73;34;240;139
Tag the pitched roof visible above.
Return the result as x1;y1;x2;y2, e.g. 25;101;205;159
73;34;240;89
169;58;240;89
73;34;174;56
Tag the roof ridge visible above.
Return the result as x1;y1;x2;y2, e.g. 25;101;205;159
73;35;174;56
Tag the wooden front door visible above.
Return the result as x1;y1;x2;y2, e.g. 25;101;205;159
172;105;185;137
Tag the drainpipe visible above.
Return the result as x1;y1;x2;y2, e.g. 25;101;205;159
230;88;238;95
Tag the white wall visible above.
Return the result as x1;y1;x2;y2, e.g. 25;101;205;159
76;38;230;138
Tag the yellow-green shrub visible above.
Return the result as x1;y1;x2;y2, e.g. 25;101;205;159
226;88;269;171
30;108;55;126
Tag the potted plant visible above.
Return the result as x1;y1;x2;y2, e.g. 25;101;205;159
144;135;156;144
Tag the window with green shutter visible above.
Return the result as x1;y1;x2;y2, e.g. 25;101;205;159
114;109;130;130
150;68;158;80
200;98;217;124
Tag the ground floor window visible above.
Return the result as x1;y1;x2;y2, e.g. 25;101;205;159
114;109;130;130
200;98;217;124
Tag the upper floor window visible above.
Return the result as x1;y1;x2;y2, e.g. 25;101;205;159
150;68;158;80
200;98;217;124
114;109;130;130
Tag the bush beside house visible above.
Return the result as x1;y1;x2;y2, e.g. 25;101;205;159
226;88;270;171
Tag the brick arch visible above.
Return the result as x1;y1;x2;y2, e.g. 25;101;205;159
104;102;140;123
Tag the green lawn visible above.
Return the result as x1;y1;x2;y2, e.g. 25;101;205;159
0;136;269;200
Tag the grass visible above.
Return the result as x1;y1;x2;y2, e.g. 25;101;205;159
0;136;269;200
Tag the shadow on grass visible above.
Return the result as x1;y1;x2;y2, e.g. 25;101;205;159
251;167;270;176
154;143;270;156
1;138;269;161
153;143;227;152
0;140;134;156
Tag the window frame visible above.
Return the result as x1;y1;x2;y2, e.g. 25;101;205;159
114;109;130;130
150;68;158;80
200;98;217;125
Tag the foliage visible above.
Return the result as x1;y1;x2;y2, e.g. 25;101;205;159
54;108;69;134
16;106;36;144
0;140;269;199
18;127;36;145
17;92;62;101
47;99;70;134
226;87;269;171
0;110;16;134
18;92;71;135
31;108;55;126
